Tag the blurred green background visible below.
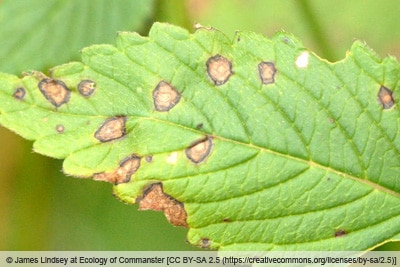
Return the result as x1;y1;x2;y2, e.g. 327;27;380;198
1;0;400;250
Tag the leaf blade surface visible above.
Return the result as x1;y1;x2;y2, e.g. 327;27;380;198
1;23;400;251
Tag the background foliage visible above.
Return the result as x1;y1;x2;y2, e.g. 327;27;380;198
1;0;400;250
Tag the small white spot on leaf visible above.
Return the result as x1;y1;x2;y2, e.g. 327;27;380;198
295;51;309;68
166;152;178;165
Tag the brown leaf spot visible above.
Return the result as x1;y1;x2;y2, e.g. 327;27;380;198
38;78;71;107
206;55;232;85
258;62;277;84
138;183;188;227
283;37;290;44
78;80;96;97
94;116;126;142
55;124;65;133
153;81;181;112
334;229;347;237
200;238;211;249
378;86;395;109
145;155;153;163
185;137;213;164
13;87;26;100
93;155;140;184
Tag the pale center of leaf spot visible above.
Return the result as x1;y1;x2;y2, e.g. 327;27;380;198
94;116;126;142
153;81;181;112
206;55;232;85
295;51;309;68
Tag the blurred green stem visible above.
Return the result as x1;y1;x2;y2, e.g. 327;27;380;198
296;0;336;61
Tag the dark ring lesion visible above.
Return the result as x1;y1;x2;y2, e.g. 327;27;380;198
152;81;181;112
378;85;395;109
38;78;71;108
78;80;96;97
185;136;213;164
258;61;277;85
206;54;233;86
94;116;127;142
13;87;26;100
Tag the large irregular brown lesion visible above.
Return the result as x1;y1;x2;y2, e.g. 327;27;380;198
137;183;188;227
93;155;141;184
94;116;127;142
38;78;71;107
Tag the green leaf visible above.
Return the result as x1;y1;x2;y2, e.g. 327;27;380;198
0;0;154;74
1;22;400;251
